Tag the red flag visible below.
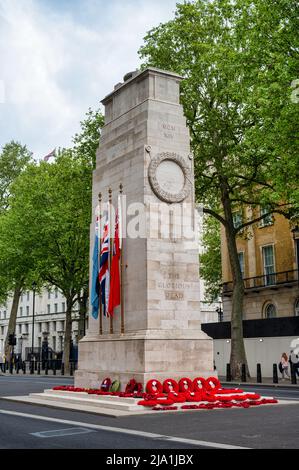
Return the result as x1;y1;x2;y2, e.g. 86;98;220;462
108;210;120;316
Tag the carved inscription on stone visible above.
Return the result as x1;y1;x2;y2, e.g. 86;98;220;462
165;291;184;301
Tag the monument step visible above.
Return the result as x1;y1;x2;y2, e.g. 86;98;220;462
29;392;141;411
43;389;138;404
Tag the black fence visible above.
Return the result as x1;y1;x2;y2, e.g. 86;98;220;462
202;316;299;339
0;360;77;375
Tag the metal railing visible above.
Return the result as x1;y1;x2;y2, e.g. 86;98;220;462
223;269;299;294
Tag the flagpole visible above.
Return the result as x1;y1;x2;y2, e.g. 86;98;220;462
98;192;103;336
109;188;113;335
119;183;125;334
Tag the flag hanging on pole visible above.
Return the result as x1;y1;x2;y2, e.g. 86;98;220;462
91;206;100;319
99;211;110;316
108;207;121;317
43;148;56;162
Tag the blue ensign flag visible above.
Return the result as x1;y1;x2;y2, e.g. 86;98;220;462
91;218;100;319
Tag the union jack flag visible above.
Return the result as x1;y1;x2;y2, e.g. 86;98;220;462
99;212;110;316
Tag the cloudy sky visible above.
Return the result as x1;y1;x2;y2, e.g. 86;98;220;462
0;0;178;159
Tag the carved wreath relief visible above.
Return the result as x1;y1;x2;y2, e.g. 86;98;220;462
148;152;191;203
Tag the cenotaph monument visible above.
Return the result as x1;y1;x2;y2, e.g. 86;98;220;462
75;68;214;389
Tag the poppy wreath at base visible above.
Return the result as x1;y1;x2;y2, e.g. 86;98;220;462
167;392;187;403
146;379;163;395
101;377;112;391
184;391;203;402
178;377;194;393
192;377;207;392
155;397;175;406
152;406;178;411
163;379;179;394
205;376;221;392
137;400;158;407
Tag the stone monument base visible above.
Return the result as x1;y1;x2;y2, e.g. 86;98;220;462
75;330;215;390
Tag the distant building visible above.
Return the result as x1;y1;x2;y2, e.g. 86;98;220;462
0;288;86;361
221;209;299;320
202;209;299;377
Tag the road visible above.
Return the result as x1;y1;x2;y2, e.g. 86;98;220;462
0;375;299;449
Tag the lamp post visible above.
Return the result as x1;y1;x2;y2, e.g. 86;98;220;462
31;281;37;360
292;226;299;283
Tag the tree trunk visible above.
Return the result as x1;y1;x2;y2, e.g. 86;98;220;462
78;288;88;341
4;283;23;363
63;296;73;375
221;185;249;380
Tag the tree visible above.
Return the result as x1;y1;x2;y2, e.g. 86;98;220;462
199;216;221;303
73;107;104;169
139;0;297;378
0;141;32;361
0;141;32;212
6;151;91;373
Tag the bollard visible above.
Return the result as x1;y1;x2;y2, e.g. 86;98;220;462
61;363;65;376
53;362;56;376
23;362;26;374
70;362;74;376
30;361;34;375
273;363;278;383
226;363;231;382
45;361;48;375
241;363;246;382
34;360;37;371
257;363;262;383
291;363;297;385
37;362;41;375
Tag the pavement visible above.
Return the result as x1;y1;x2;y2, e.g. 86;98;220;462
1;375;299;449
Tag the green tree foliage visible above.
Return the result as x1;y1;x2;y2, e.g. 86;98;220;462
200;216;221;303
6;151;91;372
0;140;32;212
139;0;298;378
73;107;104;168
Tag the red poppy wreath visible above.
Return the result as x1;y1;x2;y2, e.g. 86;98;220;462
146;379;163;395
163;379;179;394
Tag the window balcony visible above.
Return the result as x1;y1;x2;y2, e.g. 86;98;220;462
222;269;299;296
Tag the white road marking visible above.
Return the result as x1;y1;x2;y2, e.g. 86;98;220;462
0;409;250;449
31;427;96;438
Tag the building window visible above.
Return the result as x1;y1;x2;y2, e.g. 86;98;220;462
18;324;22;334
262;245;275;285
38;337;41;348
47;304;51;314
259;205;273;227
62;302;65;312
48;290;51;299
232;211;243;229
55;288;58;299
21;293;23;303
26;306;29;316
3;310;6;319
295;299;299;317
265;303;277;318
52;336;56;351
52;321;56;332
1;326;4;335
54;303;58;314
27;291;30;301
20;307;23;317
238;252;245;278
59;336;63;351
25;324;29;334
38;323;42;333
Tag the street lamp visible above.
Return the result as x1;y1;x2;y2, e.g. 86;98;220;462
292;226;299;282
31;281;37;359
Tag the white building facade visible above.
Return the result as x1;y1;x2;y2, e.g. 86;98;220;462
0;288;83;360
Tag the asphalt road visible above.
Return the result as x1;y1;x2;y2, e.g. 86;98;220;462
1;375;299;450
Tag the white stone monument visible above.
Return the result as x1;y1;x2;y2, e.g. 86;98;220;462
75;68;214;389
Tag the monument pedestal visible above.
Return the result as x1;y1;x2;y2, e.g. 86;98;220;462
76;68;214;390
76;330;214;389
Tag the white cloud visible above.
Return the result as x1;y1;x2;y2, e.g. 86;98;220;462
0;0;178;158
